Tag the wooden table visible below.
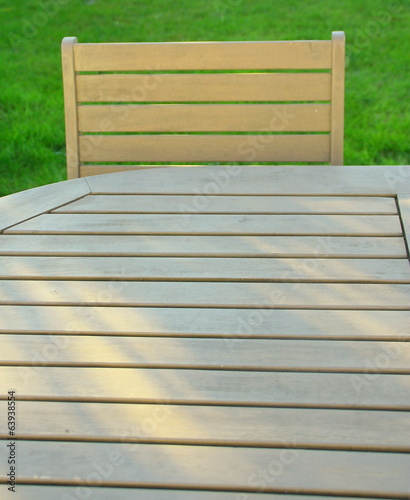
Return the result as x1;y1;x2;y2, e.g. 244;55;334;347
0;165;409;499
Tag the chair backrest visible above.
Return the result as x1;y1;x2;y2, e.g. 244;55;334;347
62;32;345;179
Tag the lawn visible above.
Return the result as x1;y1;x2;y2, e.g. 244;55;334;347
0;0;409;196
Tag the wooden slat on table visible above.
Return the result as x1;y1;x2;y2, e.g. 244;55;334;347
3;441;409;495
0;179;89;231
0;235;405;257
84;165;410;195
1;166;408;499
53;194;397;214
5;213;402;235
2;336;409;373
2;367;409;408
4;487;343;500
1;256;409;282
1;281;409;308
0;306;408;339
1;401;408;451
398;194;410;255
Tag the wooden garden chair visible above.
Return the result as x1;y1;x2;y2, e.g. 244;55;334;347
62;32;345;179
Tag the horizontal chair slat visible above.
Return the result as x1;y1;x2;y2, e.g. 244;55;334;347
78;104;331;133
79;134;331;162
75;73;332;102
74;41;332;71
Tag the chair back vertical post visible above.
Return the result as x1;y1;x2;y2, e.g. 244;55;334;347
330;31;345;166
61;37;80;179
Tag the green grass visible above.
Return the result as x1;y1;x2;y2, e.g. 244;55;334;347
0;0;409;196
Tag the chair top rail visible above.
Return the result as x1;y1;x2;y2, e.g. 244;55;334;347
73;39;333;72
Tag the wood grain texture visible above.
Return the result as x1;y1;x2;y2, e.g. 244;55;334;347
398;194;410;257
61;37;81;179
0;256;409;282
0;179;89;232
73;40;332;71
54;194;398;214
1;401;408;451
80;164;154;177
5;213;402;236
4;486;336;500
66;35;340;177
0;305;408;339
77;104;331;133
1;235;404;257
1;335;409;373
76;73;332;102
2;441;410;495
2;366;409;408
330;32;345;165
1;281;409;308
78;134;331;163
2;146;409;499
84;165;410;195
